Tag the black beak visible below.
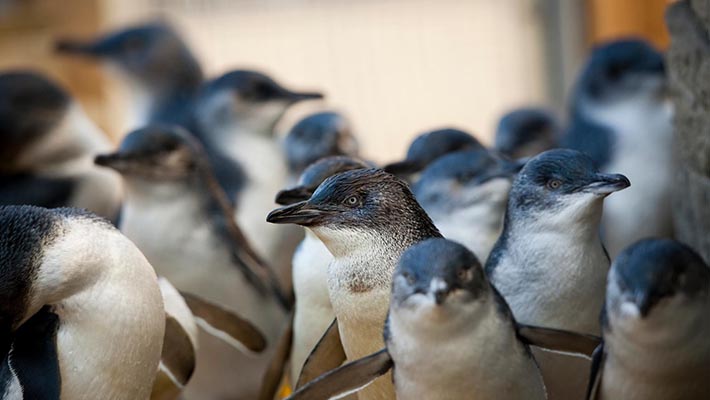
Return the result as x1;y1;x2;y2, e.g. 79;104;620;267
55;38;105;57
284;90;324;103
382;159;422;176
583;173;630;195
274;186;314;205
434;289;449;305
634;291;655;318
94;153;124;169
266;201;324;226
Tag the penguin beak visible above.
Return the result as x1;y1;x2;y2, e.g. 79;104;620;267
634;291;656;318
266;201;325;226
434;289;449;305
283;90;324;103
274;187;314;205
382;159;422;176
95;152;128;170
55;38;108;57
582;173;630;195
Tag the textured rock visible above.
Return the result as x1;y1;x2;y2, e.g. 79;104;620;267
666;0;710;262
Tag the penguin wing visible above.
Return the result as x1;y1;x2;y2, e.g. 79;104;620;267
258;312;294;400
517;324;600;358
586;342;605;400
296;318;346;389
152;315;196;400
287;348;393;400
180;291;267;353
1;307;61;400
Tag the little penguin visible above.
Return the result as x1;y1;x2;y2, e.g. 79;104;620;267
288;239;600;400
274;156;371;386
283;111;360;182
494;107;560;159
190;70;324;276
413;149;519;262
485;148;630;400
268;168;443;400
0;71;122;221
588;238;710;400
562;39;673;257
382;128;484;179
95;124;289;400
55;21;203;130
0;205;165;399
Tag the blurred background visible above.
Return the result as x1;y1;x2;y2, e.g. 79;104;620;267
0;0;670;162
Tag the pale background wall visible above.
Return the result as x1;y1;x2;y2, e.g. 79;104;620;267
98;0;551;163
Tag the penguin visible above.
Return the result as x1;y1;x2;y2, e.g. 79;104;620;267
563;39;673;257
0;71;122;221
273;156;370;387
587;239;710;400
0;205;165;399
55;22;203;130
189;69;324;279
485;148;629;400
267;168;442;400
95;124;289;400
412;149;519;261
287;239;599;400
494;107;560;159
382;128;484;179
283;111;360;182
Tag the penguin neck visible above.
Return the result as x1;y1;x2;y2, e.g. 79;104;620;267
32;216;164;399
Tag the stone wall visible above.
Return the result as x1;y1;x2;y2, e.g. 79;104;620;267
666;0;710;262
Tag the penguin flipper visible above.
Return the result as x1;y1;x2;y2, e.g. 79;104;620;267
287;348;392;400
296;318;346;389
3;307;61;400
180;291;267;353
586;342;605;400
151;315;196;400
259;312;294;400
517;324;600;358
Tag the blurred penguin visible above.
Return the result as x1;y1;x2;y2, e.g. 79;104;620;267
563;39;673;257
96;124;289;400
495;108;560;159
0;71;121;221
413;149;518;261
56;22;202;130
283;111;360;182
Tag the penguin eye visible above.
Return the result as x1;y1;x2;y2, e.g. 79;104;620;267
546;179;562;190
344;195;360;207
457;268;472;282
401;272;416;285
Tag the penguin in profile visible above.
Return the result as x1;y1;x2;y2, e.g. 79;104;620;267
0;205;165;399
486;149;629;400
283;111;360;181
0;71;122;221
495;107;560;159
413;149;519;261
563;39;673;257
383;128;484;179
268;168;443;399
56;22;203;130
588;239;710;400
95;124;289;400
287;239;599;400
272;156;370;388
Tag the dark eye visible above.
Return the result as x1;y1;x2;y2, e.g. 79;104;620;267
401;272;416;285
344;195;359;206
457;268;471;282
547;179;562;190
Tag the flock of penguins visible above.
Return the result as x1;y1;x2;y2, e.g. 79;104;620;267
0;19;707;400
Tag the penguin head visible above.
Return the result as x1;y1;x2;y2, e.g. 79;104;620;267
606;239;709;324
413;150;516;215
0;71;90;172
268;168;439;255
56;22;203;94
391;238;488;316
284;112;359;175
494;108;560;159
274;156;370;205
195;70;323;137
95;124;204;181
383;128;484;177
574;38;666;107
508;149;629;225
